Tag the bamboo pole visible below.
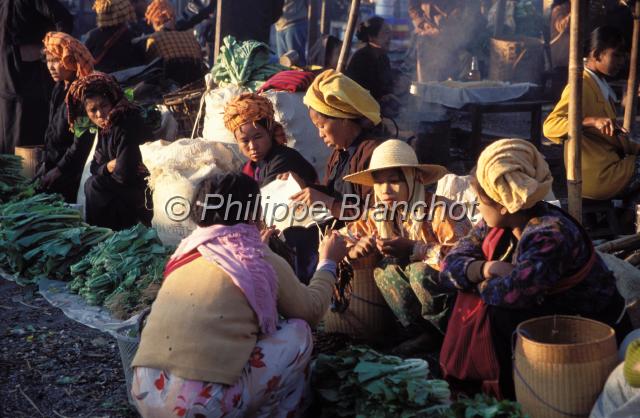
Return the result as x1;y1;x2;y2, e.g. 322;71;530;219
566;0;586;222
494;0;507;38
596;233;640;253
624;1;640;132
213;0;224;63
320;0;328;35
336;0;361;73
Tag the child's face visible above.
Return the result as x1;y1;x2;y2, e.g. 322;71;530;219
45;53;75;83
84;95;114;129
592;47;626;77
372;168;410;205
235;122;273;163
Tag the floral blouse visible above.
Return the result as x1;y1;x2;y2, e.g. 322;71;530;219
344;194;472;271
439;203;617;313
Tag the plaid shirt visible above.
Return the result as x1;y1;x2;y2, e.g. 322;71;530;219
94;0;136;28
146;30;203;61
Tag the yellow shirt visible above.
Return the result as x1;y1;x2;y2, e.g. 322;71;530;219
543;70;639;200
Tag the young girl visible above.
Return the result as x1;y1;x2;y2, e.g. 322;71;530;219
342;139;470;336
37;32;95;202
439;138;631;400
66;72;152;230
223;92;317;187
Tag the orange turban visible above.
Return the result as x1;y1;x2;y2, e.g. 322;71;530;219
43;32;95;78
145;0;175;27
223;93;287;145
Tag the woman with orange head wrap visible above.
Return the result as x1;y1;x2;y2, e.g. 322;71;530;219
223;92;317;187
145;0;176;30
36;32;96;203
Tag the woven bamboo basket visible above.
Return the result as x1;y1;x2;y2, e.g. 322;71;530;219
323;255;394;342
162;78;206;138
489;36;545;85
14;146;43;179
514;315;618;418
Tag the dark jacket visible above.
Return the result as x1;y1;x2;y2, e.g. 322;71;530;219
84;25;144;74
346;44;393;101
245;144;317;187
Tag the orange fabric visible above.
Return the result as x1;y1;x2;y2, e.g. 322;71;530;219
145;0;176;27
223;93;287;145
93;0;136;28
43;32;95;78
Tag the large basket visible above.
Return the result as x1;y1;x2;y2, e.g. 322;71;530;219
514;315;618;418
112;310;148;407
489;36;545;85
162;78;206;138
323;255;395;342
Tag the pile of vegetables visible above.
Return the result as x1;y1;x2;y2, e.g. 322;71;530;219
68;224;171;317
313;346;451;417
0;194;112;284
211;36;287;91
447;394;528;418
0;154;34;203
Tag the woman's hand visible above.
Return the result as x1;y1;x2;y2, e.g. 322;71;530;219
106;159;117;173
40;167;62;188
583;117;620;137
289;187;334;210
260;226;279;244
348;235;377;259
375;236;415;258
319;230;348;263
482;261;514;279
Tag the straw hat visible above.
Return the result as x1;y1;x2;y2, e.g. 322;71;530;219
343;139;448;186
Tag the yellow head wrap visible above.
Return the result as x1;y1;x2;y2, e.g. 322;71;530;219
303;69;381;125
624;339;640;388
43;32;95;78
476;138;553;213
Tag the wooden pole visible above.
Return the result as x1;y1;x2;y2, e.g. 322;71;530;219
567;0;586;222
214;0;224;63
494;0;507;38
336;0;360;73
320;0;328;36
624;1;640;132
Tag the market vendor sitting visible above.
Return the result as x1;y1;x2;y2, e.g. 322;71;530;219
144;0;206;86
66;72;152;230
290;69;385;219
131;172;348;417
223;92;317;187
36;32;95;203
439;138;631;400
342;139;470;345
543;26;637;203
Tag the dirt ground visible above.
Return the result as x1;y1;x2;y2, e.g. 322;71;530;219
0;279;137;418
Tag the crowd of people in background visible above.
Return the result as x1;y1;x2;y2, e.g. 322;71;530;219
1;0;640;417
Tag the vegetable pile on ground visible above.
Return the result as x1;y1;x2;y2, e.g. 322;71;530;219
211;35;287;91
446;394;529;418
0;194;112;284
68;224;171;318
0;154;35;203
313;346;451;417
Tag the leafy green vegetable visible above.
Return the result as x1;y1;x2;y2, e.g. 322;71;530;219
0;194;109;284
211;36;287;91
313;346;451;418
0;154;34;203
445;394;529;418
68;224;171;315
72;116;98;139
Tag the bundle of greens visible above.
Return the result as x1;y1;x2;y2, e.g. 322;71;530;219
211;36;287;91
0;155;34;203
0;194;106;284
446;394;528;418
313;347;451;418
68;224;171;310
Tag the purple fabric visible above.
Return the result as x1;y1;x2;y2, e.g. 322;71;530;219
171;223;278;335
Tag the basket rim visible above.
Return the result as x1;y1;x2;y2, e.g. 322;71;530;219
516;315;615;348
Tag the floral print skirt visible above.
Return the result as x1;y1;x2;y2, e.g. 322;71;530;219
131;319;313;418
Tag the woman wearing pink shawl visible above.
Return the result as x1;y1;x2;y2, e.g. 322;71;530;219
131;172;347;418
